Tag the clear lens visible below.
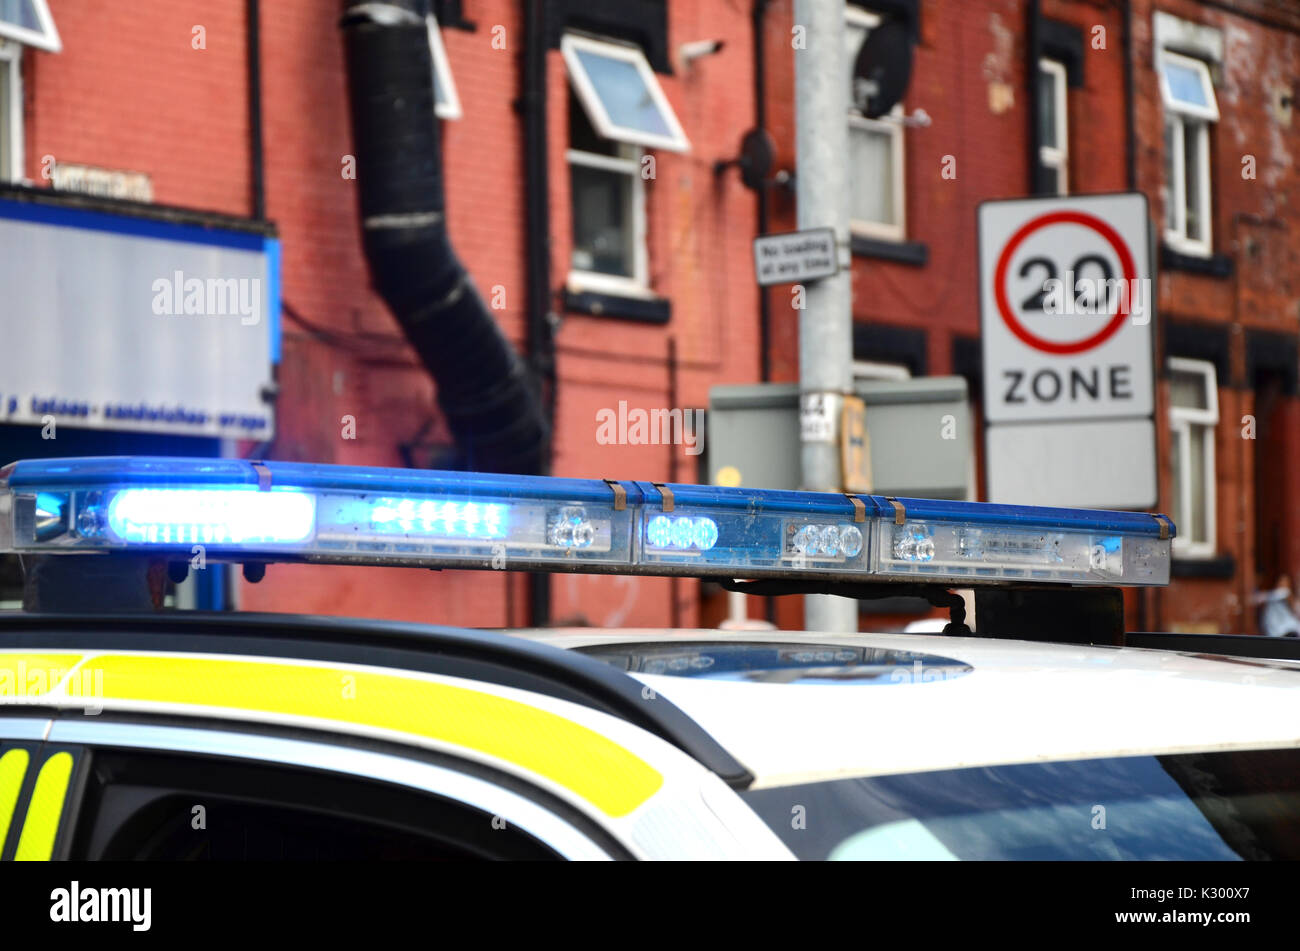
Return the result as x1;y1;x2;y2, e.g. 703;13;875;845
874;518;1170;584
788;521;868;563
548;507;599;549
839;524;864;557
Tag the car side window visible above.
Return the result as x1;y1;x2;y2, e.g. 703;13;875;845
60;746;583;861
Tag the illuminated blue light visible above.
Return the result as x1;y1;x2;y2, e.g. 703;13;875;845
106;488;315;545
693;517;719;551
645;515;718;551
647;515;673;549
367;497;506;539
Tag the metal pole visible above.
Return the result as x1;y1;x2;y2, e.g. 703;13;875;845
794;0;857;633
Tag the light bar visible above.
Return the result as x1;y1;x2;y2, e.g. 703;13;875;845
0;457;1175;586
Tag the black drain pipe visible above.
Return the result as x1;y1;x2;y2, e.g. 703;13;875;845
246;0;266;220
340;0;548;475
522;0;554;625
753;0;771;384
522;0;556;454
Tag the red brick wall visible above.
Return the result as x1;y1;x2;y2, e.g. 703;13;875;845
1132;0;1300;633
20;0;762;629
25;1;251;214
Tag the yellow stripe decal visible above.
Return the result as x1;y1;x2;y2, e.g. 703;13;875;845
77;654;662;817
15;751;74;861
0;748;30;856
0;653;84;700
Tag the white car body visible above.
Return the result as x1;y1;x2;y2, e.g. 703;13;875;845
526;628;1300;789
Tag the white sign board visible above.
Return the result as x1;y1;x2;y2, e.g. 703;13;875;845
987;419;1157;509
0;198;277;440
979;193;1155;508
753;228;838;286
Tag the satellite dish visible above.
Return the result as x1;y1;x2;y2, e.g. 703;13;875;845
853;18;913;119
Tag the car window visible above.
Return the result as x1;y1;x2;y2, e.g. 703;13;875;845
68;745;569;860
740;749;1300;860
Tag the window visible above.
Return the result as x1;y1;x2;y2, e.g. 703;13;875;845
0;39;18;182
1160;52;1217;256
563;34;687;295
567;89;647;291
1159;51;1219;121
0;0;59;52
1037;58;1069;195
426;14;461;120
740;750;1300;860
43;738;615;860
1168;357;1218;557
561;33;688;153
845;8;905;242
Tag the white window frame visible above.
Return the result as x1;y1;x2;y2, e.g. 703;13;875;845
426;15;461;120
565;142;649;297
1163;113;1212;257
1168;356;1218;558
1159;51;1217;257
0;39;20;183
847;107;906;242
1038;58;1069;196
561;33;689;153
845;7;906;242
0;0;59;53
1158;50;1219;122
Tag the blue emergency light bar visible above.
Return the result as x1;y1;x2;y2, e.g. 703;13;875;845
0;457;1175;586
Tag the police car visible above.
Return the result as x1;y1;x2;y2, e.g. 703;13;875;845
0;456;1297;861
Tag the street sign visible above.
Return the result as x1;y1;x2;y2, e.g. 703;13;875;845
978;193;1156;508
753;228;838;286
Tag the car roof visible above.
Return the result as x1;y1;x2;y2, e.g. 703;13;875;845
512;627;1300;789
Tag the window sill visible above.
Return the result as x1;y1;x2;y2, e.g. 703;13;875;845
1161;243;1232;278
563;288;671;324
850;234;929;266
1171;553;1236;579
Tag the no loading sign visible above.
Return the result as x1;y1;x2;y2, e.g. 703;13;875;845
979;193;1153;423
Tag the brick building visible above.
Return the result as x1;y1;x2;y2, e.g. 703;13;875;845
1;0;1297;634
760;0;1300;634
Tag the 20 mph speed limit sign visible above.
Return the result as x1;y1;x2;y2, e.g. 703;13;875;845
979;193;1156;509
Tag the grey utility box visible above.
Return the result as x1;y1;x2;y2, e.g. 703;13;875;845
708;377;973;499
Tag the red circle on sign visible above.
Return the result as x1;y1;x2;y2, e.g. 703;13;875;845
993;210;1138;355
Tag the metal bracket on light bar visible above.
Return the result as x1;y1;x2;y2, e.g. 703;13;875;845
250;460;274;491
651;483;674;512
720;578;972;634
